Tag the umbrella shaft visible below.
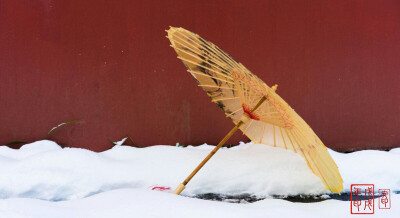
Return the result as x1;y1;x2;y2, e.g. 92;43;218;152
173;96;267;195
182;121;244;186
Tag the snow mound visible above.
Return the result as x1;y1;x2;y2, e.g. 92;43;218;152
330;149;400;193
0;140;399;201
0;140;61;160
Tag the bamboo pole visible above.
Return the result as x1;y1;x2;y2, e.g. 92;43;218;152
173;96;267;195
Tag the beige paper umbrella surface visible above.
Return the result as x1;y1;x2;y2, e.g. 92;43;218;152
167;27;343;195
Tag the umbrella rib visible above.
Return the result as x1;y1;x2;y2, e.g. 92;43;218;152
308;148;342;193
265;101;275;114
171;42;235;74
273;126;276;147
285;129;297;153
293;117;326;149
291;129;336;193
197;39;241;71
237;64;265;96
171;31;238;68
225;107;243;118
267;96;293;129
189;70;235;84
240;82;248;103
258;111;281;118
279;127;288;149
171;33;238;72
246;84;261;112
177;56;232;80
242;119;254;135
259;110;280;115
169;33;234;68
311;146;342;191
236;82;246;105
247;82;258;106
243;83;250;106
250;90;259;107
212;97;240;102
242;82;252;107
290;129;312;165
290;129;330;190
172;45;233;77
292;119;342;185
198;85;237;90
297;121;341;181
174;31;240;70
292;128;341;193
259;123;266;143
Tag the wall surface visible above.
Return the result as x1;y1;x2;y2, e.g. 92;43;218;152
0;0;399;151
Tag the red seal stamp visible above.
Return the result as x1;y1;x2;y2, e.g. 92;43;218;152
350;184;374;214
378;189;391;209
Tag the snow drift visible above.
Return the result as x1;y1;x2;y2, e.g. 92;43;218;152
0;140;399;201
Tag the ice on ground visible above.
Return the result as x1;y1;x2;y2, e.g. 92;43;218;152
0;188;398;218
0;140;399;201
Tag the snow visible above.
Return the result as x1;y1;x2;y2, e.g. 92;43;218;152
113;137;127;146
0;188;398;218
0;140;327;200
330;149;400;193
390;147;400;154
0;140;399;217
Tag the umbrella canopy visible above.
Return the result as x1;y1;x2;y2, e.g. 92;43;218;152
167;27;343;194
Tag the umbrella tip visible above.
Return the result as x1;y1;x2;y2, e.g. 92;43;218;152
271;84;278;91
168;26;178;31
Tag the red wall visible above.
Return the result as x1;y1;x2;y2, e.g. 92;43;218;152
1;0;399;151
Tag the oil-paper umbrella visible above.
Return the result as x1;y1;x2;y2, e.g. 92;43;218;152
166;27;343;195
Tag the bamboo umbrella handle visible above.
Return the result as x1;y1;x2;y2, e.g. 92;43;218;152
173;96;267;195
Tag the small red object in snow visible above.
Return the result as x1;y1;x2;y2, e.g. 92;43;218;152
149;185;171;191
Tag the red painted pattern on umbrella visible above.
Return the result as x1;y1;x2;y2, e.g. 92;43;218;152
242;104;260;120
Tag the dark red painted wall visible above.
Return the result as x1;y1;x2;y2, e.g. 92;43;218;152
1;0;399;151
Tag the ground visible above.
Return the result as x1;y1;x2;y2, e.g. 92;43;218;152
0;140;399;217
